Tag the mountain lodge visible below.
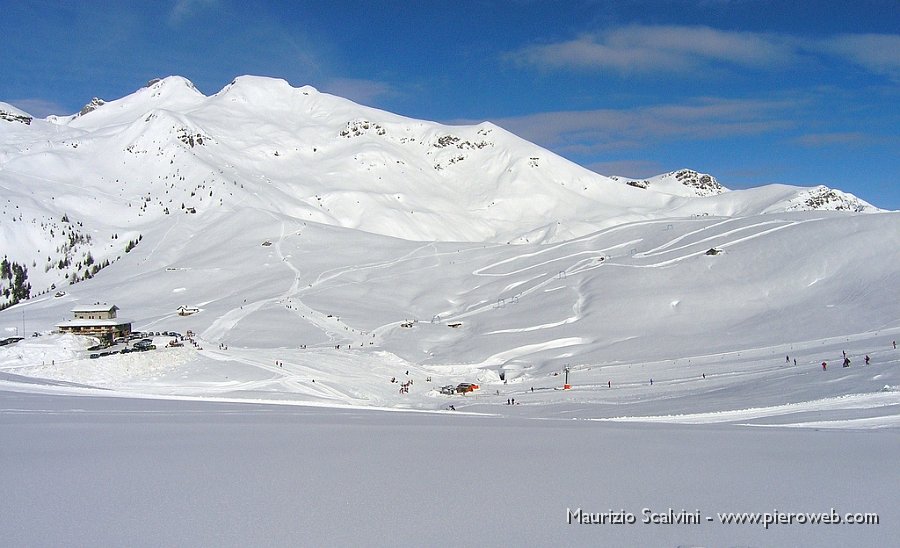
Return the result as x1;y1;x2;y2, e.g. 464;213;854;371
56;304;133;341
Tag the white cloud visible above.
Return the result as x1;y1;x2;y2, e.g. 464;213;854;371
492;97;800;149
7;98;71;117
792;132;869;148
819;34;900;81
586;159;665;178
321;78;397;106
508;25;900;80
508;25;794;73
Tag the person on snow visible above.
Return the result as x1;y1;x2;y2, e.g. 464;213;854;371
865;355;870;365
843;357;851;368
822;361;827;371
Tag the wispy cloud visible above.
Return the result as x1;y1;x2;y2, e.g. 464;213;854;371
492;97;800;150
586;159;665;178
508;25;794;73
508;25;900;80
169;0;219;25
792;132;870;147
818;34;900;81
7;98;71;117
321;78;398;106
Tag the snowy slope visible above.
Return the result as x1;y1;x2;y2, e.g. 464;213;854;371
0;75;883;311
3;75;899;548
1;74;897;421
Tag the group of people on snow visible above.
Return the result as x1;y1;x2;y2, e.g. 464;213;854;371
818;340;896;370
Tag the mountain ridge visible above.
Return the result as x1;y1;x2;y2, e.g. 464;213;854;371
0;75;883;310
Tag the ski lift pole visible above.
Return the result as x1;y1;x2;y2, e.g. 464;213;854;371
564;365;571;390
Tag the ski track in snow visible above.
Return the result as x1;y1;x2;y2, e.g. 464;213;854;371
598;390;900;426
3;307;900;427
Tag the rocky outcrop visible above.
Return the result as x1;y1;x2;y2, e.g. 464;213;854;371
78;97;106;116
673;169;726;197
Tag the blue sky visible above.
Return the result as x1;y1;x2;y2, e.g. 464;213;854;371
2;0;898;209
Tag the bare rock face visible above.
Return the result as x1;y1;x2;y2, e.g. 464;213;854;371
625;179;650;189
790;186;873;213
78;97;106;116
0;109;32;125
673;169;726;197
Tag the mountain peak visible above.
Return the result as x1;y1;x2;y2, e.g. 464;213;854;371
214;75;317;101
786;185;875;213
78;97;106;116
612;168;727;198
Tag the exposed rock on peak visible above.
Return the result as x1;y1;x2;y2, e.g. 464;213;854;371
788;186;873;213
671;169;726;197
78;97;106;116
0;103;33;125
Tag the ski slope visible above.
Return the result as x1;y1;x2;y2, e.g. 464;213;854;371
2;208;898;429
1;75;898;547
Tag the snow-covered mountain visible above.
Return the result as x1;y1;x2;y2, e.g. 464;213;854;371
1;75;895;368
0;75;882;311
3;76;898;548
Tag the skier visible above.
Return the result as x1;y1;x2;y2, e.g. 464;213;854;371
650;378;653;386
786;355;790;363
865;355;870;365
793;358;797;366
608;380;611;388
893;340;897;350
822;361;827;371
843;357;851;368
